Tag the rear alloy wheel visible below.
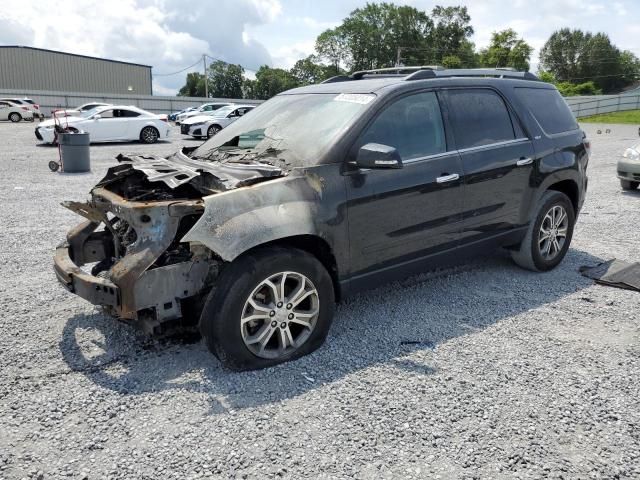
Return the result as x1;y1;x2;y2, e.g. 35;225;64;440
140;126;159;144
511;191;575;272
9;112;21;123
207;124;221;138
199;247;335;370
620;179;639;190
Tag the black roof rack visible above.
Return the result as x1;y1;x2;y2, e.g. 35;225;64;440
321;66;539;84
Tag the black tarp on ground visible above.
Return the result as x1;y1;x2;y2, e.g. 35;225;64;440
580;259;640;292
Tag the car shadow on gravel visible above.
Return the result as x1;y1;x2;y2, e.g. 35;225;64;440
59;247;604;414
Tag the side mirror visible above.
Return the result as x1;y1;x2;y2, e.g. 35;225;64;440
356;143;403;169
92;114;102;120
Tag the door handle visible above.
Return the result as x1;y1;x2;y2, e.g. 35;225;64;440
436;173;460;183
516;157;533;166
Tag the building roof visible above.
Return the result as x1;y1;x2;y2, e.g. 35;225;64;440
0;45;152;69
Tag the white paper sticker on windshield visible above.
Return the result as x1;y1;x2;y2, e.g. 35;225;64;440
334;93;374;105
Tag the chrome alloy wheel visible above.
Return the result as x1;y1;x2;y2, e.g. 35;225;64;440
240;271;320;359
142;127;158;143
538;205;568;260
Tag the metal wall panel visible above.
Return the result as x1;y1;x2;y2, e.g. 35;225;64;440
0;46;152;95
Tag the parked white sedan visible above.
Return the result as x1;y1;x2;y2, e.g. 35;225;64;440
186;105;256;138
35;105;170;144
0;100;34;122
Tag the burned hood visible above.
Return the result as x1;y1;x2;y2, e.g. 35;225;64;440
97;148;286;197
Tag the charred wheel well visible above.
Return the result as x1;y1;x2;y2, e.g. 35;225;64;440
547;180;579;213
244;235;341;302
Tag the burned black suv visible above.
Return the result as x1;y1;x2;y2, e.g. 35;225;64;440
55;67;589;370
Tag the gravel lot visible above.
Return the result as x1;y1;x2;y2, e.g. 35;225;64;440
0;121;638;480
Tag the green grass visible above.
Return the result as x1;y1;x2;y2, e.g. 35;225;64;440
580;110;640;124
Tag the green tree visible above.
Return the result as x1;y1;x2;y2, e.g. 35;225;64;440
315;28;349;72
315;3;432;71
428;5;474;65
540;29;638;93
538;71;601;96
207;61;244;98
290;55;340;84
479;29;533;71
177;72;206;97
244;66;300;100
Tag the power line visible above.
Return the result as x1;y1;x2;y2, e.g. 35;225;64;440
153;58;203;77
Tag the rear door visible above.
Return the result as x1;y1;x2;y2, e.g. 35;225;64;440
443;88;535;245
344;90;465;276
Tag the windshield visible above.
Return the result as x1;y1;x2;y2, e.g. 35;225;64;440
192;93;375;168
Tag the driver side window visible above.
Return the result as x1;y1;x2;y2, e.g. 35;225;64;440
98;109;114;119
358;91;446;161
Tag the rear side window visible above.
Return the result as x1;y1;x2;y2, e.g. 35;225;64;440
515;87;578;135
447;89;516;149
358;91;446;160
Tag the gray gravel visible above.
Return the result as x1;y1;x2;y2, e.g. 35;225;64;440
0;121;639;480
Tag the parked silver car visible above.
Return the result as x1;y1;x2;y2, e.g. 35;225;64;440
619;143;640;190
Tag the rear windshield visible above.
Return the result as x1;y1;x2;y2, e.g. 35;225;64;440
515;87;578;135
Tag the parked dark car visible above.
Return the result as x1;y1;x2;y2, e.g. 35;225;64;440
54;67;589;370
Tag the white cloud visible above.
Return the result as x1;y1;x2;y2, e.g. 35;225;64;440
0;0;283;94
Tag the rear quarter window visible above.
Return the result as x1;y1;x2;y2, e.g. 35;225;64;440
515;87;578;135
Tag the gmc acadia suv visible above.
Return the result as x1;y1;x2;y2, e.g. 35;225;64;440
54;67;589;370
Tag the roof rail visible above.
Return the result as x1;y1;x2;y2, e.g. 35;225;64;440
428;68;539;81
321;66;539;84
351;65;444;80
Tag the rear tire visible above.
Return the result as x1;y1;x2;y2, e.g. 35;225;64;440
9;112;21;122
199;247;335;371
140;126;159;144
511;191;575;272
620;179;639;190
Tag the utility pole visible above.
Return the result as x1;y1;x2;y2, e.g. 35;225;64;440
203;54;208;98
395;47;404;67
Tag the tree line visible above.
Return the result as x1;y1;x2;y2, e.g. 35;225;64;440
178;3;640;99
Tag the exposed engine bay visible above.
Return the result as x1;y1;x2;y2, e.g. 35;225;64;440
54;149;288;333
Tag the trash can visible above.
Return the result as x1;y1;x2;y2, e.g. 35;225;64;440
58;132;90;173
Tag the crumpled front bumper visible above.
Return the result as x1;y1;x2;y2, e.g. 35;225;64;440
53;188;208;322
54;237;120;308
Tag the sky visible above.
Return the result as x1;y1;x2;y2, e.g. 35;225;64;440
1;0;638;95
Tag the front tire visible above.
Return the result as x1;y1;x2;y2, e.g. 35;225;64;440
207;124;221;138
620;179;639;191
140;126;159;144
9;112;21;122
511;191;575;272
200;247;335;371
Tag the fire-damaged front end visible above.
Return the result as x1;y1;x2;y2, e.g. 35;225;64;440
54;149;287;333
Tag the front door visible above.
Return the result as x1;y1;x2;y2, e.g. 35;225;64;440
85;109;128;141
345;91;465;277
443;88;535;244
